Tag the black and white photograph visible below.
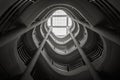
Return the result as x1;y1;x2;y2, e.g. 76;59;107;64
0;0;120;80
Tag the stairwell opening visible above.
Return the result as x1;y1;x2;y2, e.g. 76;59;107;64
47;9;72;38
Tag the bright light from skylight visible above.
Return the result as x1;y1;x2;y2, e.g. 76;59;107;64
52;10;67;15
47;10;72;37
52;28;67;36
52;17;67;26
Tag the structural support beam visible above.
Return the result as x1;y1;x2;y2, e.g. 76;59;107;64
68;26;101;80
0;18;48;47
71;18;120;46
20;27;52;80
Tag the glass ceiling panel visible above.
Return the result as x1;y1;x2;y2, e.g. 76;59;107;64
47;9;72;37
52;17;67;26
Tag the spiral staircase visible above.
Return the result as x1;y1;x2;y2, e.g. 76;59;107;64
0;0;120;80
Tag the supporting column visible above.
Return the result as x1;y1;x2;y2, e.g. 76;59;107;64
68;26;101;80
20;27;52;80
71;18;120;46
0;18;48;47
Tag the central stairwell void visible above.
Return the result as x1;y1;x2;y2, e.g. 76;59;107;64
17;5;107;80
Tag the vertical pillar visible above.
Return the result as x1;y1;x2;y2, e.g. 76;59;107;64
0;18;48;47
20;27;52;80
68;26;101;80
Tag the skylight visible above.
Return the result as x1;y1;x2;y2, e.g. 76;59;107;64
47;10;72;37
